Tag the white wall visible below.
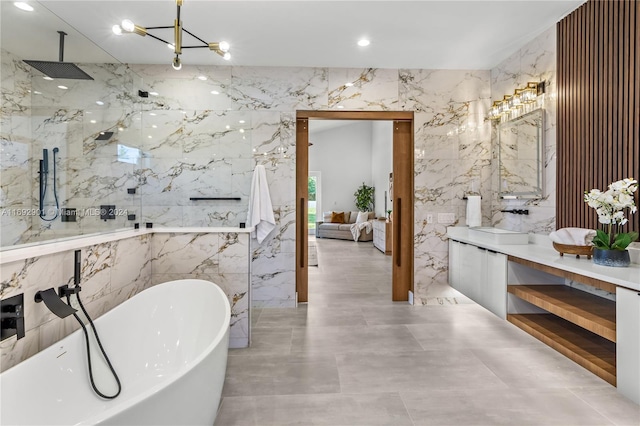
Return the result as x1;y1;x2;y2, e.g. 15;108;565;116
371;121;393;218
309;121;373;213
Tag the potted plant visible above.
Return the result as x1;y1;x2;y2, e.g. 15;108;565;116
354;183;374;212
584;178;638;267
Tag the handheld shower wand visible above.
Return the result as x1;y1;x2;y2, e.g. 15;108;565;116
39;147;60;221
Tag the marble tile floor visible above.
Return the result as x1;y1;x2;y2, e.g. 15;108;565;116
215;238;640;425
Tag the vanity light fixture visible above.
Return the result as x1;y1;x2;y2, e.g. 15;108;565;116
113;0;231;70
488;81;546;121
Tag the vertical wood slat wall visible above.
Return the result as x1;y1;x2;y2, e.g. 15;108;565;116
557;0;640;233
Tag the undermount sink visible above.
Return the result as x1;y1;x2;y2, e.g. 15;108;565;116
468;227;529;245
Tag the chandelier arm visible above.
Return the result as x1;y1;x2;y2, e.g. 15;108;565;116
182;28;209;47
146;26;174;30
145;33;172;45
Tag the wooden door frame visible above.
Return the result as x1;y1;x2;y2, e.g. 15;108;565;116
296;110;414;303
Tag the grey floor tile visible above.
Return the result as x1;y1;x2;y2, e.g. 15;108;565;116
336;349;508;394
568;387;640;426
227;237;640;424
291;324;423;355
215;392;413;426
229;328;292;356
401;388;613;425
471;346;611;389
222;354;341;397
406;320;540;350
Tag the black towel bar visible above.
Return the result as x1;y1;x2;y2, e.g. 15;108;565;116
189;197;241;201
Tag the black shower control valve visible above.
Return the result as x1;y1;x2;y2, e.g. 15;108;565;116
1;294;25;341
138;90;149;98
127;214;136;221
134;223;140;229
145;222;153;228
127;188;136;194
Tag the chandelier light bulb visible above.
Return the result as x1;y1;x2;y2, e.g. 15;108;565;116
121;19;135;32
167;43;175;50
223;52;231;61
357;38;370;47
172;56;182;70
112;25;123;35
218;41;230;52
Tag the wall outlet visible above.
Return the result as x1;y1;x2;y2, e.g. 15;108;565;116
438;213;456;224
426;214;434;224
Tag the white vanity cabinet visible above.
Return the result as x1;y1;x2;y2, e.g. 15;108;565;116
617;286;640;404
448;240;507;318
447;227;640;403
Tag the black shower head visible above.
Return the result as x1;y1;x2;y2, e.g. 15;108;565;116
23;31;94;80
23;60;93;80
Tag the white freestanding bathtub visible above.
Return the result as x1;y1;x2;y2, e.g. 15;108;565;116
0;279;230;425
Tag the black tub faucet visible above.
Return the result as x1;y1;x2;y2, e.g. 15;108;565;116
35;288;77;318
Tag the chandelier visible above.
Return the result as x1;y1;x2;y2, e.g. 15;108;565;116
112;0;230;70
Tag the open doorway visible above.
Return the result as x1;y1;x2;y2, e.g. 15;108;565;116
307;120;393;296
296;110;414;303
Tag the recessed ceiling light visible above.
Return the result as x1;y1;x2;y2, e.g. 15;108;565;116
211;90;220;95
197;75;208;81
149;91;159;96
96;100;104;106
57;85;68;90
357;39;370;47
345;82;354;87
14;2;34;12
43;76;54;81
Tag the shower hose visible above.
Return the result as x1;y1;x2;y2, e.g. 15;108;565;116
66;289;122;399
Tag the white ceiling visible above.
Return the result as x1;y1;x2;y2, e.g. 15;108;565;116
2;0;585;70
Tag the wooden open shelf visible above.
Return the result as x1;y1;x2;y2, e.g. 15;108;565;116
507;285;616;342
508;313;616;386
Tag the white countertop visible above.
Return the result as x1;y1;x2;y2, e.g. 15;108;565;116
0;226;254;265
447;227;640;292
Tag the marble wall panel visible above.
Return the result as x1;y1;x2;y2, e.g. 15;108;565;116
130;64;234;111
327;68;399;110
490;26;557;233
226;67;328;111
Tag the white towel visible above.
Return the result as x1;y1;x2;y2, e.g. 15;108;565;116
247;165;276;244
350;221;372;242
466;195;482;227
548;228;596;246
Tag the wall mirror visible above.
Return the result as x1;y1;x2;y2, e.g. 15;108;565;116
498;108;544;199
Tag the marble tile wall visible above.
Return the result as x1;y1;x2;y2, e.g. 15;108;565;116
4;51;503;309
129;65;492;306
0;234;151;372
1;49;33;245
490;26;557;234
